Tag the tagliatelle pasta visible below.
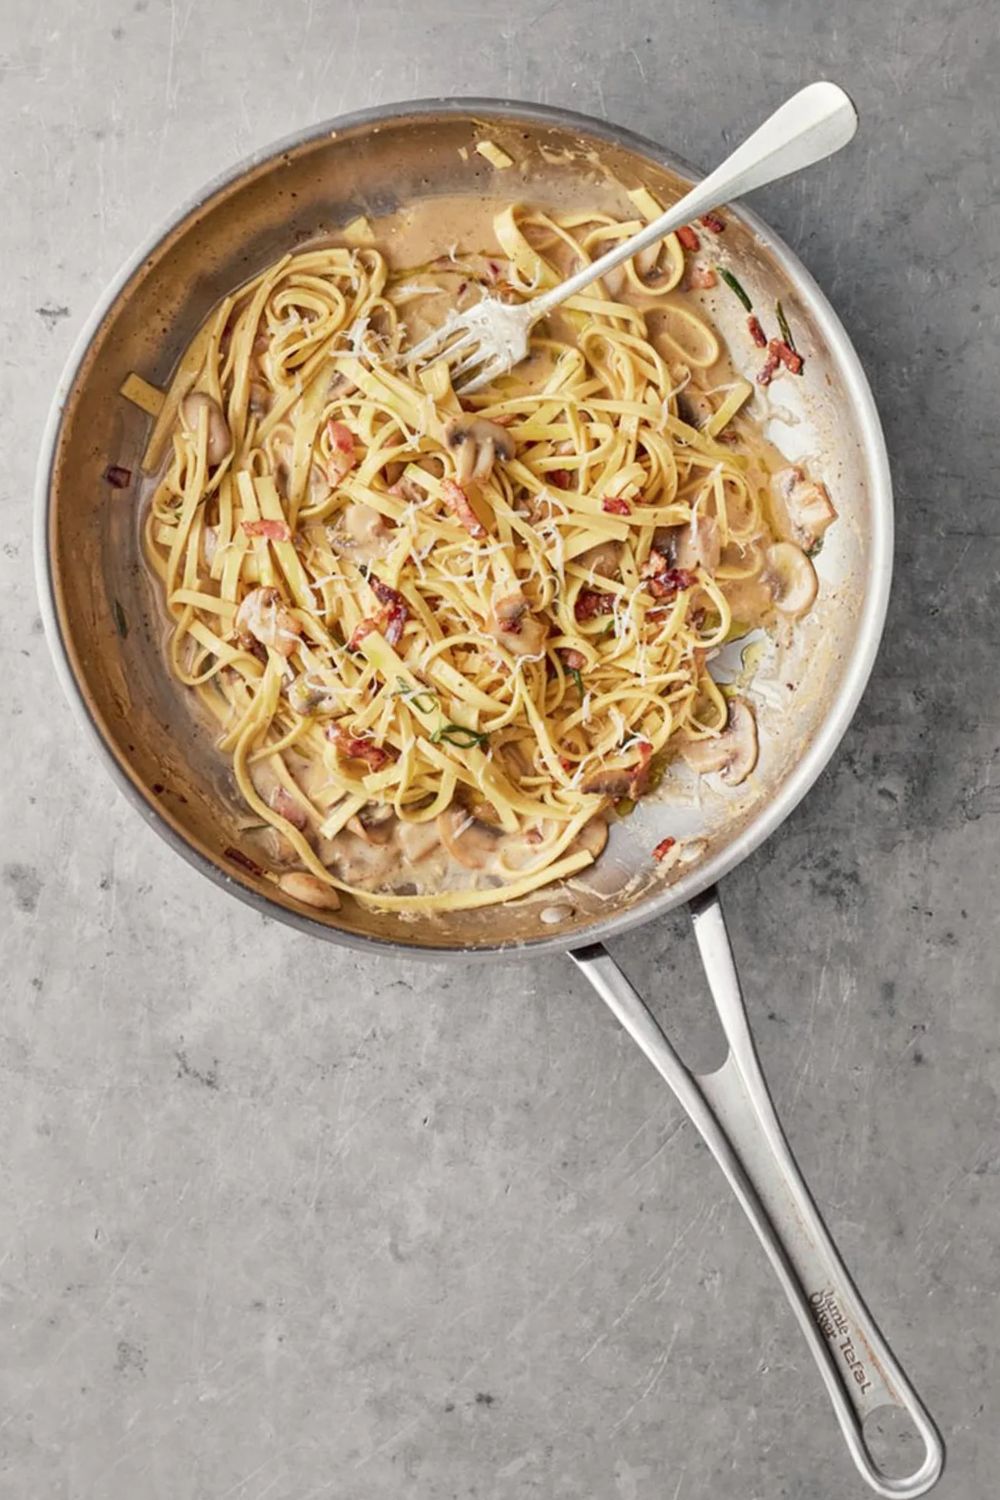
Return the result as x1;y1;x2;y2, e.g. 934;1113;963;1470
133;198;836;914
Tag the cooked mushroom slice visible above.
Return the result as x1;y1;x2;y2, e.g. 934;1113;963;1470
396;819;442;863
270;785;308;831
772;467;837;551
278;871;341;911
632;242;663;284
264;828;299;865
436;809;500;870
443;415;515;485
306;462;331;505
324;828;397;886
487;590;548;656
675;388;715;429
248;381;270;417
763;542;818;618
288;675;334;717
673;513;721;572
597;262;627;298
460;795;505;828
681;699;759;786
577;539;621;579
574;816;609;859
346;803;396;847
272;434;330;507
581;742;652;799
235;586;301;658
180;392;231;466
329;501;392;562
328;370;358;398
580;767;633;797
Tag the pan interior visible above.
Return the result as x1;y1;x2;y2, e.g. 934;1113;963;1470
43;106;882;954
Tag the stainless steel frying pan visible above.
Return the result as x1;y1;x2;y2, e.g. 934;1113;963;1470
34;100;944;1496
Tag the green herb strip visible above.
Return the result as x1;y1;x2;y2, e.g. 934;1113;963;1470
393;678;439;714
718;268;753;312
430;723;489;749
776;299;796;351
645;750;670;794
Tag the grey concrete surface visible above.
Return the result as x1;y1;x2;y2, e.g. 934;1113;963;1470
2;1;997;1496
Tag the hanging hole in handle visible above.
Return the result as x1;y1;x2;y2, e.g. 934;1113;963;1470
606;921;729;1075
862;1403;938;1487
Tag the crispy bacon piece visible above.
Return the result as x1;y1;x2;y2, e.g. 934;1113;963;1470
549;468;572;490
344;573;407;645
367;572;404;611
382;603;408;646
645;565;696;599
641;549;670;579
574;589;617;622
770;337;804;375
365;573;409;646
224;846;264;877
441;479;486;538
326;419;357;484
747;315;768;349
348;592;408;651
652;836;677;862
326;722;394;771
642;550;696;597
602;496;631;516
383;606;407;648
327;453;356;485
632;740;653;795
105;465;131;489
241;518;291;541
699;212;725;233
676;225;700;251
758;338;804;385
687;264;717;289
327;419;354;454
756;346;782;386
348;618;379;650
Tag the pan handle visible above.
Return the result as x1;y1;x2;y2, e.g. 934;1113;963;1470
570;884;943;1499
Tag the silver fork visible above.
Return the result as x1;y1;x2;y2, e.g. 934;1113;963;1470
404;81;858;394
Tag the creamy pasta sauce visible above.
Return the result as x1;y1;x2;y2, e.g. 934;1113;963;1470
132;192;836;915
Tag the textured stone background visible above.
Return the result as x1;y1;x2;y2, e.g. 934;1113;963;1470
2;1;997;1496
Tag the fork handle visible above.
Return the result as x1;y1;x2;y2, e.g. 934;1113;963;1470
530;81;858;317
